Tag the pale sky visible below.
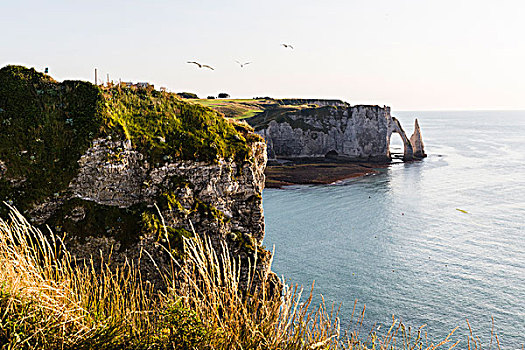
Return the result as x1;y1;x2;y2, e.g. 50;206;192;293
1;0;524;110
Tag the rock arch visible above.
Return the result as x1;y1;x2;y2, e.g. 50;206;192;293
388;118;427;161
390;117;414;161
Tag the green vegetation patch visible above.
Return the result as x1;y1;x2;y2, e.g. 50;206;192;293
102;89;261;165
229;231;257;253
192;198;230;226
0;65;262;217
45;198;148;247
0;66;104;216
189;98;353;133
188;98;345;133
141;194;229;258
189;98;267;119
45;193;194;254
160;299;211;347
141;210;193;258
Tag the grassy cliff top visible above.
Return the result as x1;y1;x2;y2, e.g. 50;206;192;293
187;99;269;119
188;98;327;120
187;97;357;131
0;65;261;214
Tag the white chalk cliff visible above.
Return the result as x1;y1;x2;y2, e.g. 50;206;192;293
251;102;426;162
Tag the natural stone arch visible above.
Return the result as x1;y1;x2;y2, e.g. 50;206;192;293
387;131;405;159
389;117;414;161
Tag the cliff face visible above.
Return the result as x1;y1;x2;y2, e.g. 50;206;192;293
251;103;425;162
0;65;273;289
35;138;270;287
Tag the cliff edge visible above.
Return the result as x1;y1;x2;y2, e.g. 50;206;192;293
249;103;426;162
188;98;426;163
0;65;274;289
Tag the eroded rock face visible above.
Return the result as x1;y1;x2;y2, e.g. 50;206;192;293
253;104;425;162
27;137;272;288
410;118;427;159
68;138;266;238
257;106;393;162
0;65;278;292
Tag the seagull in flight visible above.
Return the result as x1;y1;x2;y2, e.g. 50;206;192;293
187;61;214;70
235;60;252;68
281;43;294;49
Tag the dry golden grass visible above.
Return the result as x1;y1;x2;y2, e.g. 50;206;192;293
0;207;500;349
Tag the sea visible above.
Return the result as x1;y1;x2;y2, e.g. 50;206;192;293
262;111;525;348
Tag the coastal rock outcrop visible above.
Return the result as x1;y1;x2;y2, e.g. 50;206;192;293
249;101;425;162
0;65;274;290
410;118;426;158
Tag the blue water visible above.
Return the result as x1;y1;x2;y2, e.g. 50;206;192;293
262;111;525;348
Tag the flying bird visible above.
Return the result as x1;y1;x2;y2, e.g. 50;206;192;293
281;43;294;49
235;60;252;68
187;61;214;70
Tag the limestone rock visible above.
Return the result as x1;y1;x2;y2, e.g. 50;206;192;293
251;104;420;162
410;118;427;159
0;65;275;291
31;137;271;289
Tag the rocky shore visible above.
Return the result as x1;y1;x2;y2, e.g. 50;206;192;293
265;158;387;188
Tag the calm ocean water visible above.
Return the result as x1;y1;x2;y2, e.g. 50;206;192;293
262;111;525;348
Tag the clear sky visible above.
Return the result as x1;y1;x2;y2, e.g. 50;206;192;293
1;0;524;110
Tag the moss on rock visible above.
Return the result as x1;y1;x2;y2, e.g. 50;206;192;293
0;66;103;217
45;198;146;247
0;65;261;219
101;88;259;165
192;199;229;225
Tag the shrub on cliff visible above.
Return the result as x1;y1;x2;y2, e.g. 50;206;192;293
176;92;198;99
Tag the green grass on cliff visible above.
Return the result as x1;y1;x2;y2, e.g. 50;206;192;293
0;66;103;216
188;99;267;119
0;207;483;350
0;65;262;217
187;97;347;131
102;90;261;164
188;98;321;122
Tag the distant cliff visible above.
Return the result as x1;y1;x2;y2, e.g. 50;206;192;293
248;102;426;162
274;98;350;108
0;65;275;289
